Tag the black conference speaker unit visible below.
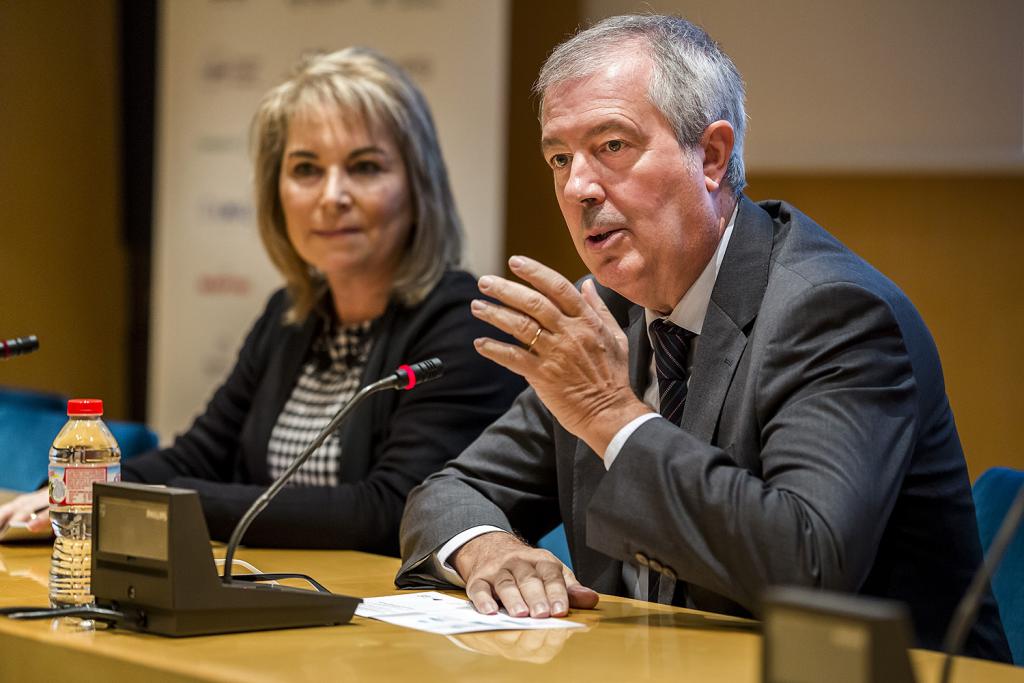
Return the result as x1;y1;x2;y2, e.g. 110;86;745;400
3;360;448;635
762;586;916;683
90;482;360;636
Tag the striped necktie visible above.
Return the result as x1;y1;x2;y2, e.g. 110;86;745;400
648;318;695;425
641;318;695;605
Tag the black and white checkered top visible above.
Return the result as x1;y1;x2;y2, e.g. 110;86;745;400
266;318;375;486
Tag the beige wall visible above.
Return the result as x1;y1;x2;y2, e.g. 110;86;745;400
0;1;127;417
744;175;1024;480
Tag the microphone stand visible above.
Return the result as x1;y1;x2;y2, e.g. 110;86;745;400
939;481;1024;682
3;360;441;636
222;359;441;582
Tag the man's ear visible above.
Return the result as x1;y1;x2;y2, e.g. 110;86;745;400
701;120;734;192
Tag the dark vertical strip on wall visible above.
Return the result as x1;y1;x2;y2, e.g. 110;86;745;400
118;0;157;422
503;0;586;281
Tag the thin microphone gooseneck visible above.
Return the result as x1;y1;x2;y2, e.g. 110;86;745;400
939;481;1024;683
221;358;443;582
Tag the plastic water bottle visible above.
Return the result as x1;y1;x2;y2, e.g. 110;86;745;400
48;398;121;607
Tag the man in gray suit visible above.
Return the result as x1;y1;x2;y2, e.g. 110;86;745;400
397;14;1010;661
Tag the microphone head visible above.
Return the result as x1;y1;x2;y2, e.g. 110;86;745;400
2;335;39;359
394;358;443;390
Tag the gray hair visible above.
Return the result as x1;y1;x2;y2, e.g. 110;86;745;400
251;47;463;323
535;14;747;194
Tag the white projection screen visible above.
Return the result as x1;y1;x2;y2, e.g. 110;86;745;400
149;0;509;441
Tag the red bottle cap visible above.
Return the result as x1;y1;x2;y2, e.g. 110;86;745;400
67;399;103;416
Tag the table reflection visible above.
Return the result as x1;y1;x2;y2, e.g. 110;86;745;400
446;622;589;664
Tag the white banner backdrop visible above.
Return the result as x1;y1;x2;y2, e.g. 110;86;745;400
149;0;509;441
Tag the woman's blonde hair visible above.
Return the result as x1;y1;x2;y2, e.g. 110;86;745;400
251;47;463;323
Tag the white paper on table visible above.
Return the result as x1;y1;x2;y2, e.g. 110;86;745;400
354;591;587;635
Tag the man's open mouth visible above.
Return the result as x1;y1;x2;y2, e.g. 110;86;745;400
586;229;622;245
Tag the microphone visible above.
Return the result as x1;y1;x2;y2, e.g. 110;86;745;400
388;358;443;391
2;335;39;359
221;358;444;581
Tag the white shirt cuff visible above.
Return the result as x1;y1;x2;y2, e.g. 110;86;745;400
604;412;660;470
434;525;508;587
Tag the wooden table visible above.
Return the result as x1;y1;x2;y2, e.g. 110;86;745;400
0;540;1020;682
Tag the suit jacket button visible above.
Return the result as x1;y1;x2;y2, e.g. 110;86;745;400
664;567;677;581
649;559;663;573
634;552;649;567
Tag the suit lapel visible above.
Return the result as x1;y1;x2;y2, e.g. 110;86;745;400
335;303;398;483
626;304;652;397
681;197;773;442
682;303;745;441
248;313;319;483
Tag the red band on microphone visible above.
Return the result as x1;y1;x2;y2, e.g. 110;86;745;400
1;340;8;358
398;364;416;390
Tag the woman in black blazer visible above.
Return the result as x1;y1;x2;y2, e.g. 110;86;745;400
1;48;523;556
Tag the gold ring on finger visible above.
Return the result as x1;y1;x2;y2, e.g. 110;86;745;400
526;326;543;353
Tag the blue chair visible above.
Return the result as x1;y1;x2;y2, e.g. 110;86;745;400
538;523;573;571
0;387;66;411
974;467;1024;665
108;418;159;463
0;387;157;492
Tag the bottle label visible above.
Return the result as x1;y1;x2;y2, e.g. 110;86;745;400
48;465;121;506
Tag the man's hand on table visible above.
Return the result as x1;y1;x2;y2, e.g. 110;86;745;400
452;531;599;618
